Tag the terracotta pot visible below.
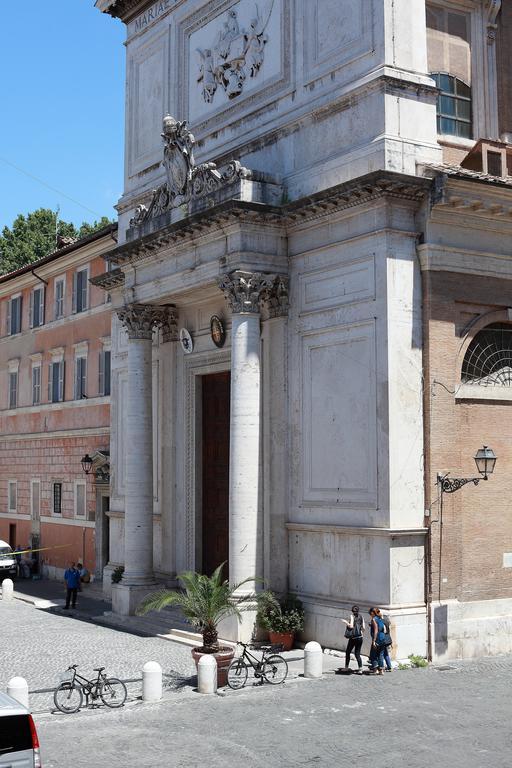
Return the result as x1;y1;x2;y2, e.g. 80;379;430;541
268;631;294;651
191;646;235;688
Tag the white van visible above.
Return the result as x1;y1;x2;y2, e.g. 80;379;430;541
0;691;42;767
0;540;17;580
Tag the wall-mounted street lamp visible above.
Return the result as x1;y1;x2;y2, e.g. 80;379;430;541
437;446;497;494
80;454;93;475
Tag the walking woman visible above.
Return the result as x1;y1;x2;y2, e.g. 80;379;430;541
368;607;388;675
342;605;365;673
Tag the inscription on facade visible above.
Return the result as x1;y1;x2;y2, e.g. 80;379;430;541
134;1;173;33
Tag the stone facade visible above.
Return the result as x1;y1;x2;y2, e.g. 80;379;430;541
0;228;115;580
94;0;512;659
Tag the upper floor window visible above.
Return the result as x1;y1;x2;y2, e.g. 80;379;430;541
432;73;472;139
7;295;22;335
462;324;512;387
99;349;111;396
32;364;41;405
74;356;87;400
54;277;65;320
48;360;65;403
29;286;45;328
73;268;89;314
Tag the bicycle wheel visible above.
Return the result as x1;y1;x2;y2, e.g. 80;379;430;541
226;658;249;690
99;677;127;708
262;654;288;685
53;683;83;714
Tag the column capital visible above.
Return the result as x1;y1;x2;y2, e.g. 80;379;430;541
218;271;288;316
117;304;178;341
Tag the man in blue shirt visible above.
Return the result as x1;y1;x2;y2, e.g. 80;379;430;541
64;562;80;610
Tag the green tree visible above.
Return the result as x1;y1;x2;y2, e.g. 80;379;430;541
0;209;113;275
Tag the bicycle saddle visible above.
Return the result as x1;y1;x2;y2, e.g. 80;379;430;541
93;667;105;672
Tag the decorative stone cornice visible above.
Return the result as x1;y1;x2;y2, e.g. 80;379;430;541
219;271;288;316
93;172;433;280
90;267;125;291
117;303;178;341
94;0;145;21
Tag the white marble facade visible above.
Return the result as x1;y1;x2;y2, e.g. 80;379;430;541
95;0;445;656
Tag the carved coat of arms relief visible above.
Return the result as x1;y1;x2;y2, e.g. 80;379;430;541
197;1;275;103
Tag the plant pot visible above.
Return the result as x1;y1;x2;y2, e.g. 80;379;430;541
191;646;235;688
268;631;294;651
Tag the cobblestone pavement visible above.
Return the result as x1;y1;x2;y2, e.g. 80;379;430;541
0;599;196;710
33;654;511;768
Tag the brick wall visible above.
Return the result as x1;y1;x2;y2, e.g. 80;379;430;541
424;270;512;604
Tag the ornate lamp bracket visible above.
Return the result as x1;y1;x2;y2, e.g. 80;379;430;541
437;474;482;494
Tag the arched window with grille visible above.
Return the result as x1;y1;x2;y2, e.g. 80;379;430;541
432;73;472;139
462;324;512;387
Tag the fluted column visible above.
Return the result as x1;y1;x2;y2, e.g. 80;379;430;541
116;304;177;589
219;272;288;595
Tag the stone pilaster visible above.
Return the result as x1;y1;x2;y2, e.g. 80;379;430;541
113;303;177;614
218;272;288;600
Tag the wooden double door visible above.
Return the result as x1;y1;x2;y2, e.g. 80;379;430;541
201;372;230;577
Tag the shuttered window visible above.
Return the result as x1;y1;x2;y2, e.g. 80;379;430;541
48;361;65;403
29;286;45;328
32;365;41;405
8;371;18;409
99;350;111;396
74;357;87;399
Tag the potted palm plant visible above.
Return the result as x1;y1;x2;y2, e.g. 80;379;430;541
137;563;263;687
257;594;305;651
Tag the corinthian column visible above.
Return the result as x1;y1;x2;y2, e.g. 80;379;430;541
114;303;176;614
219;272;288;596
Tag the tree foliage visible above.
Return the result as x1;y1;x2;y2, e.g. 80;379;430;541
0;209;113;275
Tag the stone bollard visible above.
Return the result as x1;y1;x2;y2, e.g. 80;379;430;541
142;661;162;702
7;677;29;709
1;578;14;602
304;641;323;679
197;654;217;695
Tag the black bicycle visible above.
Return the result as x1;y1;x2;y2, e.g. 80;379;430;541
227;642;288;689
53;665;127;713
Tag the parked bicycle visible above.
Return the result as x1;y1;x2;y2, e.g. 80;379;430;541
227;642;288;689
53;665;127;713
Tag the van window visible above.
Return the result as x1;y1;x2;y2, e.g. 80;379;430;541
0;546;12;558
0;714;32;753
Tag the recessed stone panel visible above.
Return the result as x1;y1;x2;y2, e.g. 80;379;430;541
304;0;375;83
302;321;377;507
299;256;375;314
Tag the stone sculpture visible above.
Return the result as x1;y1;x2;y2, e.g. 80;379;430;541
197;1;274;104
129;116;252;227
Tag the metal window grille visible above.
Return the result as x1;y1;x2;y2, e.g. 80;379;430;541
8;481;16;512
53;483;62;515
462;324;512;386
9;372;17;408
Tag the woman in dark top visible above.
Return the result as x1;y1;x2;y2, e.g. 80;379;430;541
342;605;365;673
369;607;388;675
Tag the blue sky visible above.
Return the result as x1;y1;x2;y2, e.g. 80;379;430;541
0;1;125;232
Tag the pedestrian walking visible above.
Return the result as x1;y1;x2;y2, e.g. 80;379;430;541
14;545;22;578
63;562;80;610
382;613;393;671
368;607;390;675
342;605;365;673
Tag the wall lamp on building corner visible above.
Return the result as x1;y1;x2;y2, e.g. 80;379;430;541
437;446;497;494
81;454;93;475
